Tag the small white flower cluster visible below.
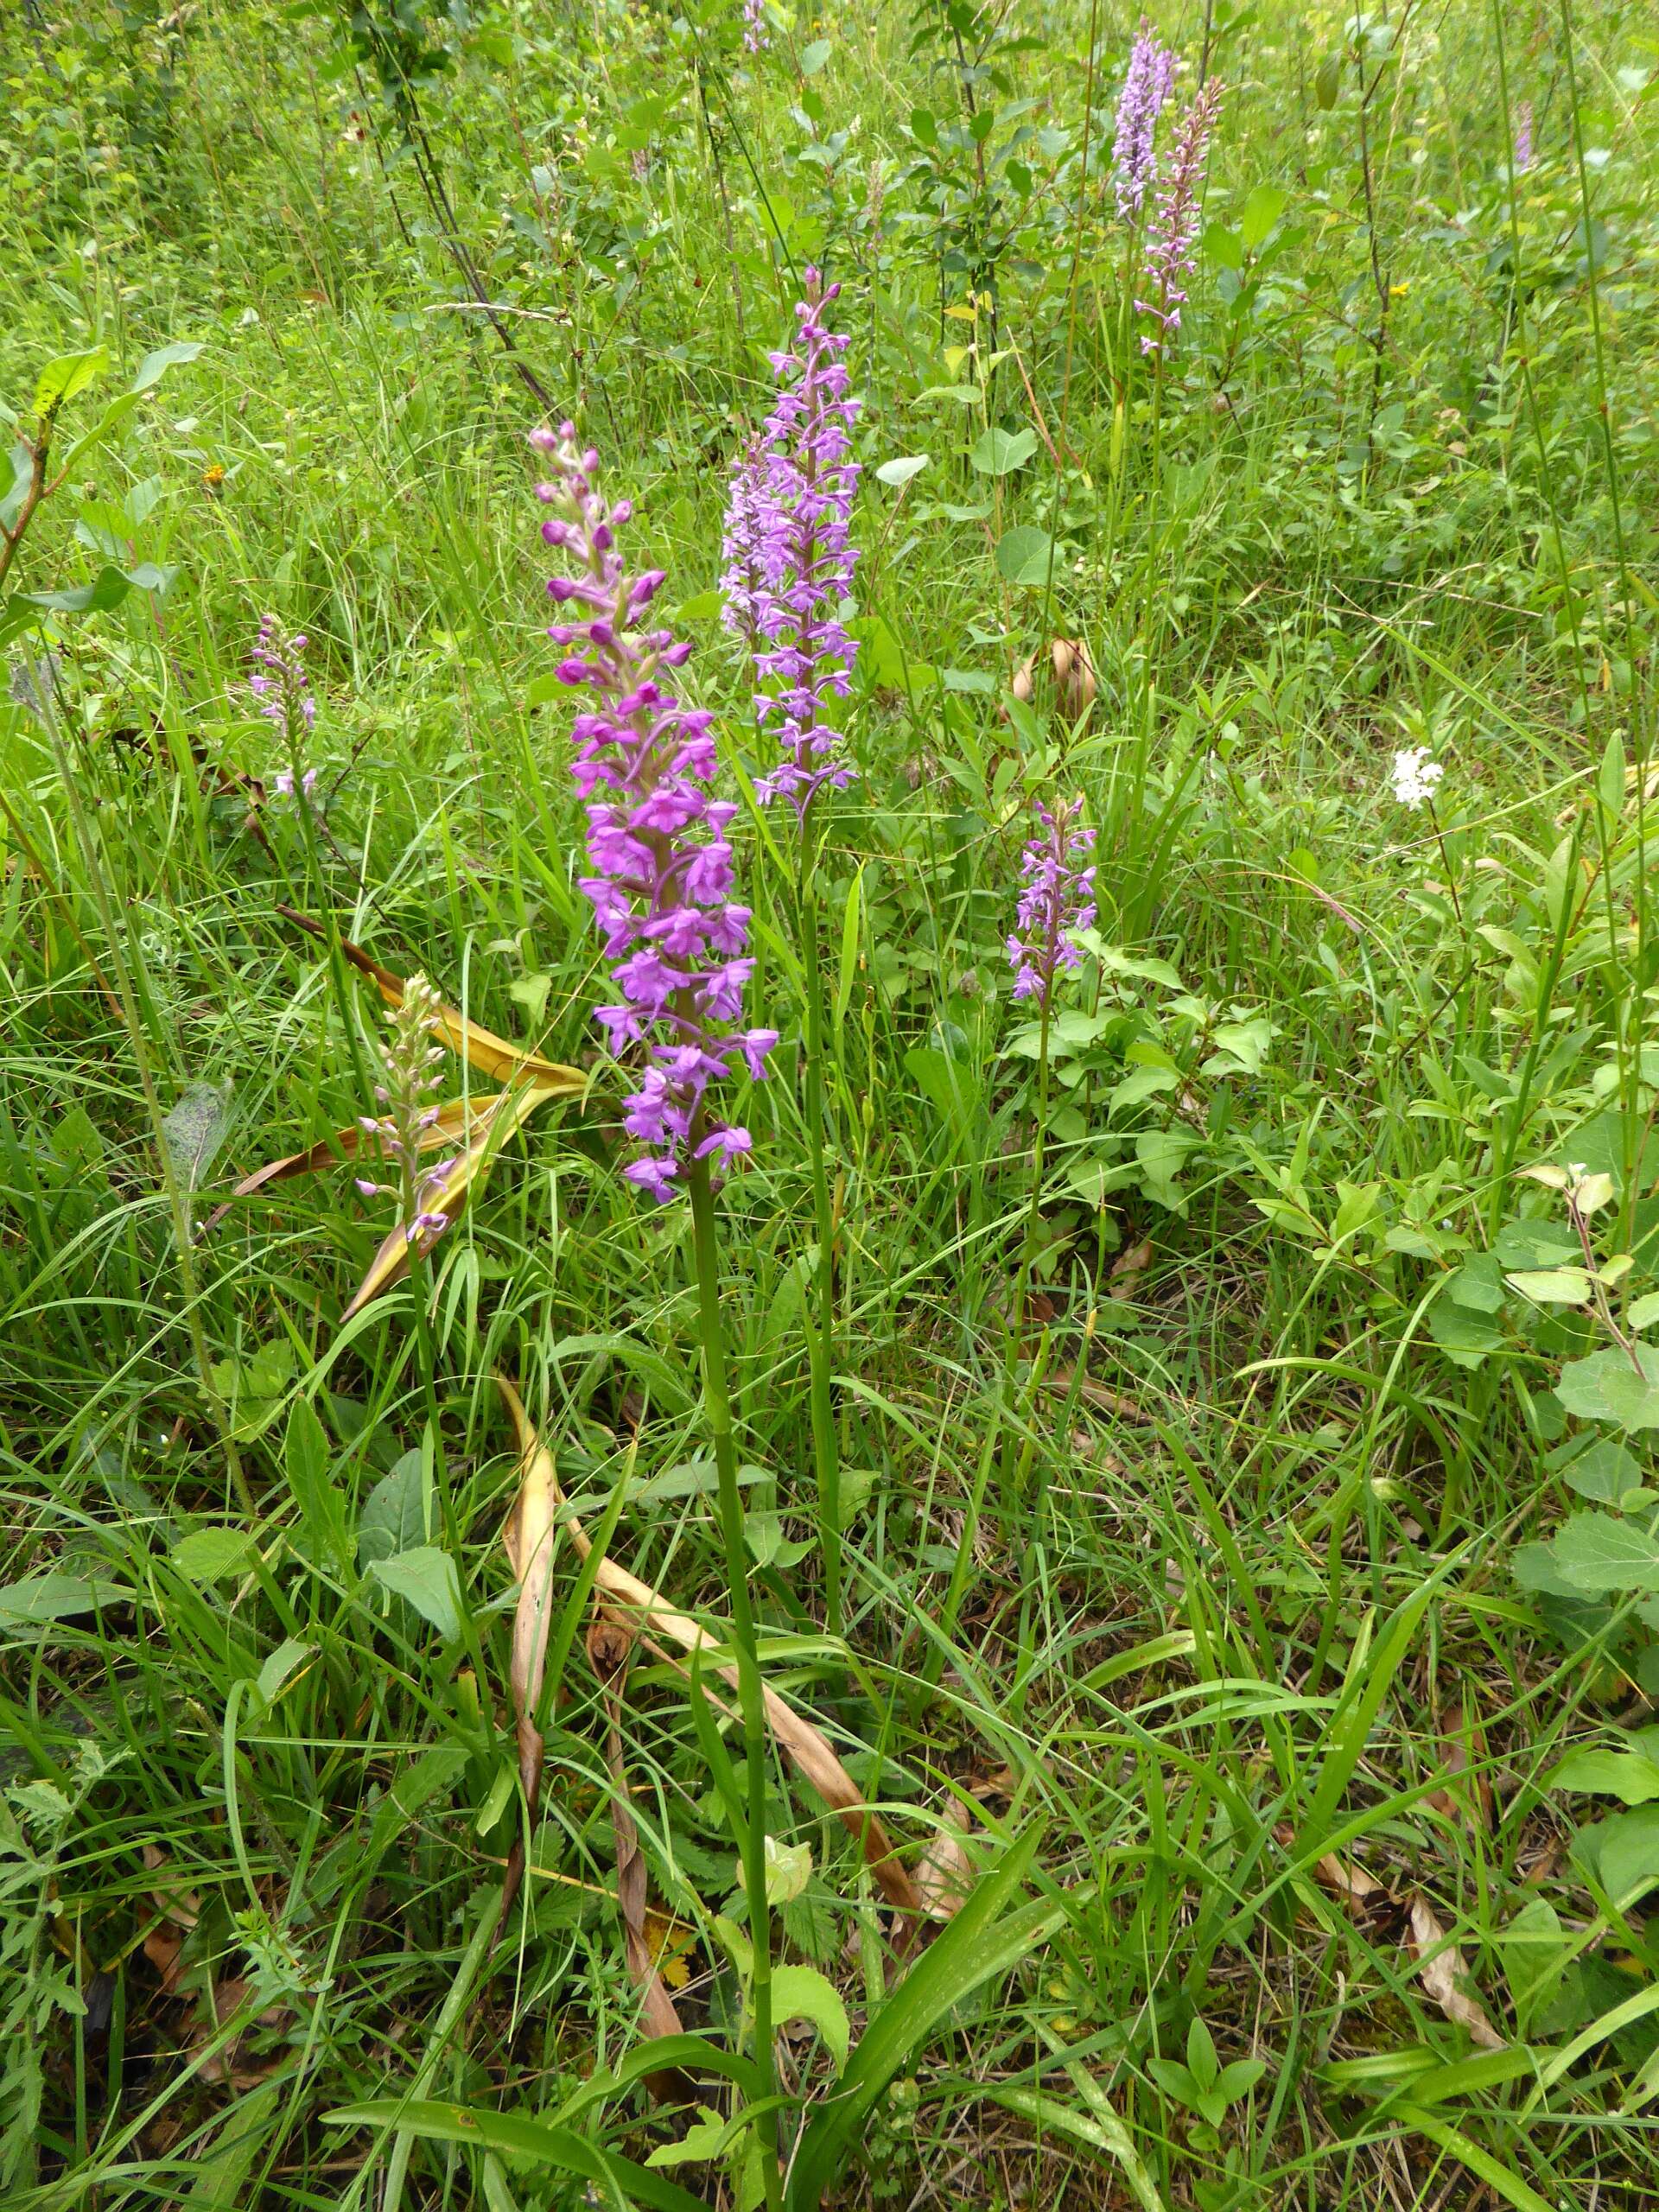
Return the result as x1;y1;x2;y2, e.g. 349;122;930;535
1390;745;1444;809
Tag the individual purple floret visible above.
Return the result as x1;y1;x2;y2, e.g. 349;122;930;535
1136;77;1224;356
1112;19;1179;220
721;268;861;816
1007;798;1096;1008
532;421;777;1202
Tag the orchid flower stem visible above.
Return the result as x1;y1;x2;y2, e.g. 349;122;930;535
799;823;844;1639
284;745;378;1119
1003;999;1052;1505
686;1153;781;2202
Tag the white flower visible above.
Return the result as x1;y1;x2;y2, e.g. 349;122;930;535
1390;745;1444;809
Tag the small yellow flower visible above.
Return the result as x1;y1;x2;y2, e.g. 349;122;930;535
202;463;226;494
1389;281;1409;297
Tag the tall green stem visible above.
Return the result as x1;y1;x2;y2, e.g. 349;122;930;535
1002;1000;1052;1508
799;822;844;1637
686;1154;781;2206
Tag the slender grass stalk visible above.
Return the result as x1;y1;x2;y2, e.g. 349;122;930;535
687;1150;782;2208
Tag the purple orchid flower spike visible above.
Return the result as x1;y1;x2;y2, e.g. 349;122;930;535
1136;77;1224;356
1112;18;1179;220
532;421;776;1200
1007;797;1097;1009
721;268;861;817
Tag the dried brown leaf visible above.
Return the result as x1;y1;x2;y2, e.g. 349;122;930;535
1109;1238;1153;1291
1408;1895;1503;2049
496;1375;925;1918
1045;1363;1149;1423
912;1795;976;1923
1427;1702;1493;1834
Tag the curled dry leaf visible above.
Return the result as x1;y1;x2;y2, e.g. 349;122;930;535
201;1091;475;1236
1292;1831;1503;2048
1045;1363;1149;1423
1408;1895;1503;2050
1427;1702;1494;1835
912;1794;976;1924
216;920;591;1306
496;1374;925;1918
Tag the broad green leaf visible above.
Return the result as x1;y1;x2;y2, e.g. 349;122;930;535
1240;183;1288;250
1576;1805;1659;1911
1560;1437;1642;1502
970;425;1038;475
1629;1292;1659;1333
171;1528;255;1581
161;1080;233;1190
286;1397;350;1573
0;1572;127;1624
771;1963;849;2071
35;346;109;417
1505;1267;1594;1306
1135;1128;1198;1211
1428;1298;1503;1371
763;1835;812;1906
130;338;204;393
1556;1344;1659;1433
368;1546;462;1639
321;2101;708;2212
1498;1897;1576;2037
23;564;132;615
1547;1746;1659;1804
2;439;31;531
359;1448;429;1567
253;1637;314;1710
1202;222;1244;271
175;2081;282;2210
875;454;929;487
995;523;1057;587
799;36;831;73
1546;1510;1659;1597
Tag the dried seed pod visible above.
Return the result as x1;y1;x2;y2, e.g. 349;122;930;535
1012;637;1097;720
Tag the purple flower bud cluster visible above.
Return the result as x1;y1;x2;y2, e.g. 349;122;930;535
743;0;768;52
533;422;778;1203
245;614;315;735
1007;798;1096;1008
1135;77;1224;357
1112;19;1179;220
355;973;459;1244
720;269;861;816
